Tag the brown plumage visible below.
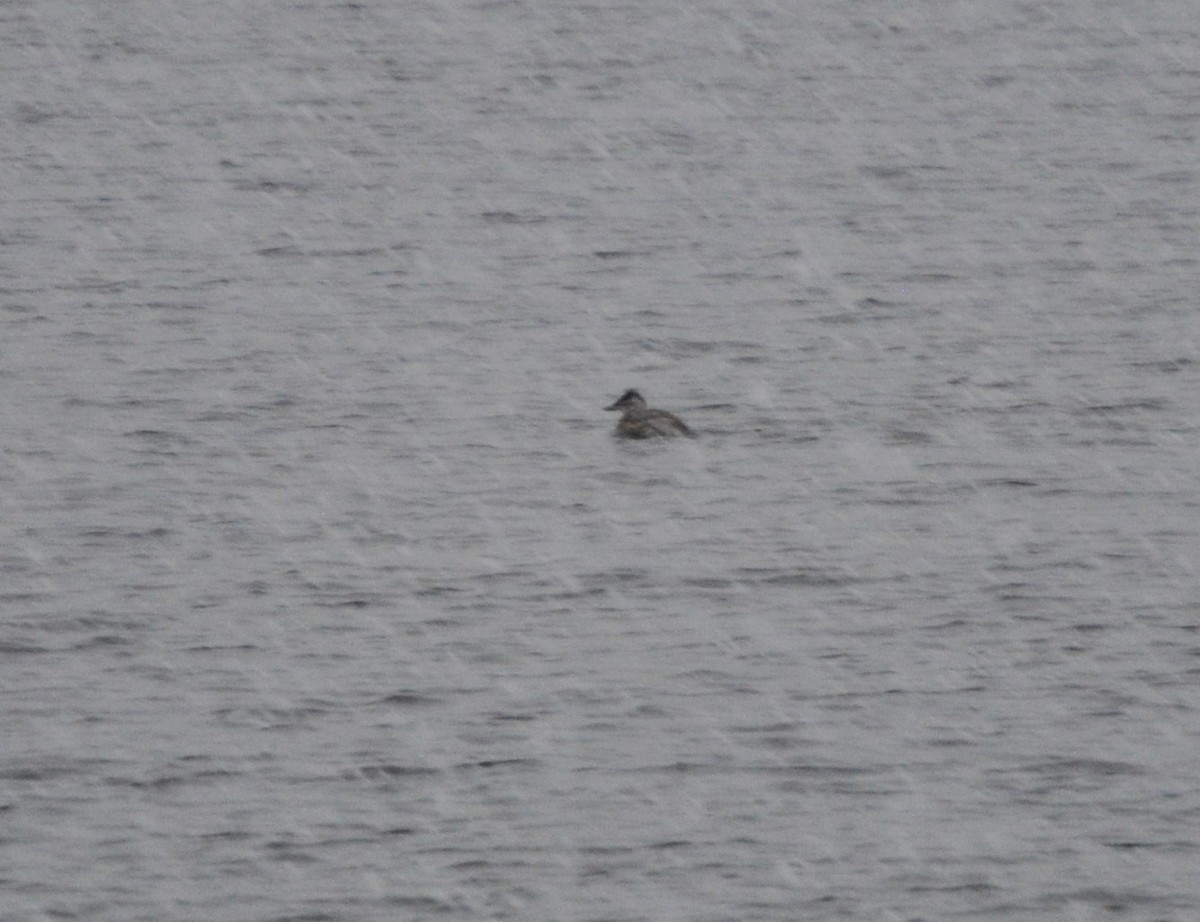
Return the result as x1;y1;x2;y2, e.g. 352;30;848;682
604;390;694;439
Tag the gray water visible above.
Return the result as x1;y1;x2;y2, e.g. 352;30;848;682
3;1;1199;920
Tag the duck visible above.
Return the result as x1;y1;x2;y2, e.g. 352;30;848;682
604;389;694;439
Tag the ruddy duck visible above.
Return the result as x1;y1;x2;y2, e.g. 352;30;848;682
604;389;694;439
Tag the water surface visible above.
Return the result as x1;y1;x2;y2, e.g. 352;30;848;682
3;2;1199;920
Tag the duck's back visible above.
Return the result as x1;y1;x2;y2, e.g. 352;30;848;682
618;408;694;438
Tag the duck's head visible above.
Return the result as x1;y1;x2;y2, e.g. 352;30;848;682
605;389;647;411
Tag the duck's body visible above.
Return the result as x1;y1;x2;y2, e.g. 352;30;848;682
605;389;694;439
